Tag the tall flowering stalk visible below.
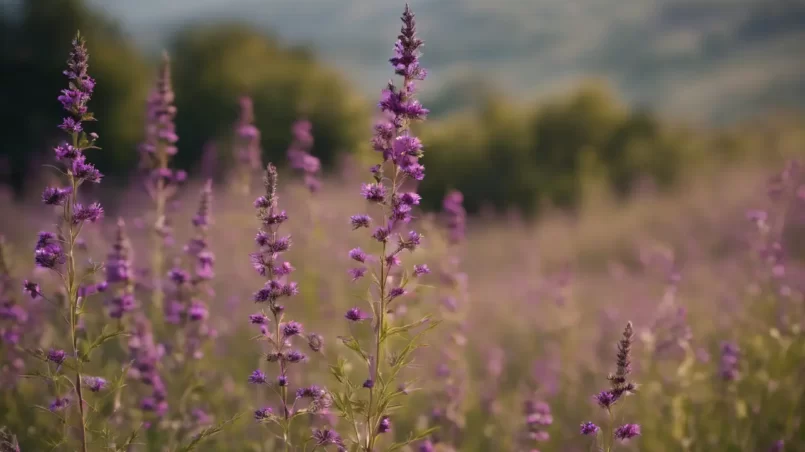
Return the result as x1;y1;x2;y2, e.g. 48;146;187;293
582;322;640;451
423;190;468;448
166;180;215;359
248;164;332;450
104;218;136;321
158;180;217;442
232;97;262;195
139;53;185;315
520;399;552;451
332;5;435;451
286;119;321;193
33;32;106;451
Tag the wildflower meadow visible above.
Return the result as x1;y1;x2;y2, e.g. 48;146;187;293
1;4;805;452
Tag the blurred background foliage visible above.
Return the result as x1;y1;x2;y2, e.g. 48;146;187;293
2;0;805;216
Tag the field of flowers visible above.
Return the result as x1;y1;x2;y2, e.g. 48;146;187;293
1;5;804;452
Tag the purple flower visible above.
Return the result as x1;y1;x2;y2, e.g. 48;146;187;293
72;202;104;223
254;407;273;420
312;427;345;449
413;264;430;277
71;156;103;183
188;301;208;321
770;440;785;452
23;280;40;299
594;390;617;409
254;196;271;209
168;268;190;285
720;341;740;381
47;349;67;365
249;370;267;384
191;180;213;227
250;314;268;325
277;375;288;387
285;350;307;363
348;267;368;281
443;190;466;244
614;424;641;440
49;396;71;411
345;307;370;322
580;422;599;435
59;117;82;133
349;248;368;263
296;385;322;399
82;376;107;392
287;119;321;193
283;321;303;337
372;226;391;243
378;416;391;433
42;187;72;206
388;287;407;300
54;144;80;161
350;215;371;229
363;379;375;389
361;183;387;202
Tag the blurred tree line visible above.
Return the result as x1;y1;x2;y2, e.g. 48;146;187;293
2;0;802;216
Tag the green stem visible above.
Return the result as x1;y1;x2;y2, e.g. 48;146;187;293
67;133;88;452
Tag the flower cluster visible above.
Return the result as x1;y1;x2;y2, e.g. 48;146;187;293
337;5;431;451
232;96;262;193
128;314;168;418
33;33;108;449
287;119;321;193
522;399;552;450
164;180;216;360
583;322;641;448
423;191;469;448
105;218;136;319
139;53;185;312
719;341;740;382
248;164;330;446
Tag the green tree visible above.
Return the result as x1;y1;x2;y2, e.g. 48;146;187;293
0;0;148;192
168;24;369;176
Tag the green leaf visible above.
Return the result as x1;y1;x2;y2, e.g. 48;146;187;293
338;335;368;361
173;413;241;452
80;326;128;362
386;427;439;451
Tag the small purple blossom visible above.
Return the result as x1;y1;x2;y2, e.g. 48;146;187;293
345;307;370;322
348;267;368;281
82;376;107;392
42;187;72;206
47;349;67;365
72;202;104;223
580;422;599;435
349;248;368;263
283;321;303;337
254;407;273;420
413;264;430;277
378;416;391;433
350;215;371;229
49;396;71;411
249;370;267;384
614;423;641;440
23;280;40;299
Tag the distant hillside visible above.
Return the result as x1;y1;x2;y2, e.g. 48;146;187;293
90;0;805;122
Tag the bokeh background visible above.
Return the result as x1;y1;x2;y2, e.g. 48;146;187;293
3;0;805;212
2;0;805;451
